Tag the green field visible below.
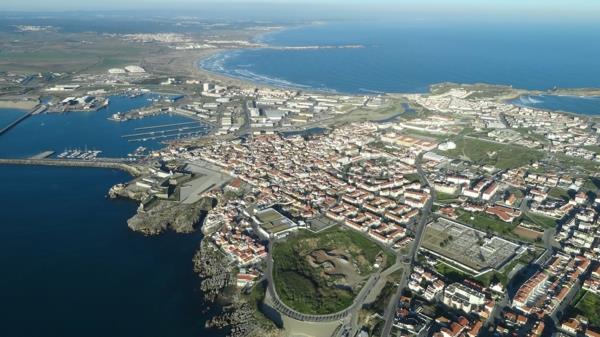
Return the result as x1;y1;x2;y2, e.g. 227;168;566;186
554;154;600;173
434;261;507;287
442;137;544;169
548;187;571;201
272;227;392;314
457;211;518;236
0;34;156;73
584;145;600;155
523;213;558;229
436;192;460;204
571;291;600;329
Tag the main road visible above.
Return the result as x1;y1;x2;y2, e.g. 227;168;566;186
381;152;436;337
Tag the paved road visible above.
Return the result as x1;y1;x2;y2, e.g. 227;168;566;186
381;153;436;337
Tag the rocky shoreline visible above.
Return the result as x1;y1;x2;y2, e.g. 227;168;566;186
193;237;283;337
109;177;281;337
109;178;215;235
126;199;209;235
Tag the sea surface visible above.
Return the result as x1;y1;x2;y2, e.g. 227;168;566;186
0;97;223;337
201;22;600;95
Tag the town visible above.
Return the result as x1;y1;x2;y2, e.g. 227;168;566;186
89;80;600;337
2;27;600;337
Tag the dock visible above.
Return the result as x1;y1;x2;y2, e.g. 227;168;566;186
0;104;47;136
134;121;201;131
121;125;206;138
127;130;207;142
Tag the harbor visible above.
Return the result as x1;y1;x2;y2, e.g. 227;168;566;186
0;94;208;159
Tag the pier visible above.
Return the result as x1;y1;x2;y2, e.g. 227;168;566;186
0;157;142;176
127;131;207;142
0;104;47;136
121;125;206;138
134;121;201;131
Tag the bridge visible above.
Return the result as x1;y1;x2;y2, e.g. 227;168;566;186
0;157;142;176
0;104;47;136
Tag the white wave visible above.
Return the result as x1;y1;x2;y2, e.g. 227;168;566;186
199;51;338;93
358;88;385;94
232;68;313;89
520;95;543;104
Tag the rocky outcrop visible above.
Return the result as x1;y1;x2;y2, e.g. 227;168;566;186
126;199;207;235
194;239;283;337
193;239;234;301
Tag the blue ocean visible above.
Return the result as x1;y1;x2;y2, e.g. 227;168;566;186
201;22;600;94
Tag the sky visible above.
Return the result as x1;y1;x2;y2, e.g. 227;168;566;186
2;0;600;22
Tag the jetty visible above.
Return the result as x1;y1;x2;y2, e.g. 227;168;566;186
0;157;142;176
0;104;47;136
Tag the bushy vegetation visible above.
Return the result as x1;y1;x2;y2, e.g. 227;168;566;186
272;227;391;314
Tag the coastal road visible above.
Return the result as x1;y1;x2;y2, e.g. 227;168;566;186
381;153;436;337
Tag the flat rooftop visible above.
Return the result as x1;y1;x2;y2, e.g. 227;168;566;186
421;218;521;273
255;208;297;234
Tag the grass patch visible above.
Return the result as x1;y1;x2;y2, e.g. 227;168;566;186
548;187;570;201
584;145;600;155
404;173;421;183
435;262;472;283
554;154;600;173
436;192;460;203
457;211;518;236
571;291;600;329
434;261;505;287
524;213;558;229
443;137;544;169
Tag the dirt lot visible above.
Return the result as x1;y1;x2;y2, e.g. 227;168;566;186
513;225;543;241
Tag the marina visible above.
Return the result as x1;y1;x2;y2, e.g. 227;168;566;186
57;149;103;160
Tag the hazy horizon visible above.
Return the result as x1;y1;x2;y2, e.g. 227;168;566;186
2;0;600;23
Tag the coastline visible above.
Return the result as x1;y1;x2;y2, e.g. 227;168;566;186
195;48;600;120
192;24;600;121
194;22;347;95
